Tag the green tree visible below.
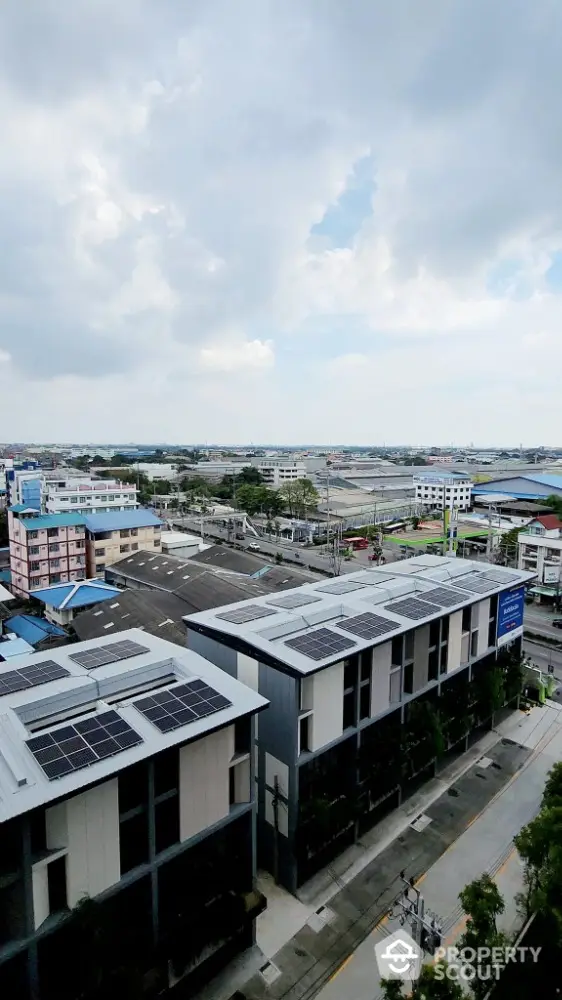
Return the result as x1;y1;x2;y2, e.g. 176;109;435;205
542;762;562;808
515;804;562;931
235;484;270;516
458;874;507;999
413;963;464;998
544;494;562;518
238;466;264;485
279;479;319;518
379;980;404;1000
497;526;523;565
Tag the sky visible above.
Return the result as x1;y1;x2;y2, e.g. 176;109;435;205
2;0;562;447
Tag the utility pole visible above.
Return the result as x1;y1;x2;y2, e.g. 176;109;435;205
388;872;444;952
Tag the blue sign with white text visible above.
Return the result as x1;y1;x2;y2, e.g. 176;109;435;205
497;586;525;646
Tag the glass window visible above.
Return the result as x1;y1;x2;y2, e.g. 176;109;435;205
119;812;149;874
360;649;371;681
429;620;440;647
428;648;438;682
154;749;179;798
119;761;148;815
403;662;414;695
470;630;479;657
120;544;130;553
404;631;414;660
47;528;59;538
391;636;403;666
462;606;471;632
440;645;448;674
343;690;357;729
441;615;450;640
359;684;371;720
344;660;356;690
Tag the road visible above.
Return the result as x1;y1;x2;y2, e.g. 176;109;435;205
315;701;562;1000
524;606;562;640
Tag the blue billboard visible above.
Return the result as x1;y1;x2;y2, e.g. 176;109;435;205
497;586;525;647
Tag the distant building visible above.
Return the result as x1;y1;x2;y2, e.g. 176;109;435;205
29;579;123;627
83;510;163;575
0;629;267;999
414;472;473;511
45;478;138;515
472;473;562;501
251;459;307;486
8;509;87;598
160;531;211;559
518;515;562;593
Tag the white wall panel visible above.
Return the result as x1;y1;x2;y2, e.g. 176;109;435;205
66;779;120;908
476;598;491;655
310;662;344;751
32;865;49;929
371;642;391;717
237;652;259;691
179;727;232;842
447;611;463;674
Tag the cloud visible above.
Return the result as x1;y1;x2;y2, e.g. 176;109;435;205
1;0;562;443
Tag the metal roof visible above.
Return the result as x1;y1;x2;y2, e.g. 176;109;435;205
73;590;190;646
522;473;562;489
83;509;162;533
30;579;122;610
185;556;535;677
0;584;16;604
0;627;267;823
0;637;35;659
16;513;87;530
4;615;67;646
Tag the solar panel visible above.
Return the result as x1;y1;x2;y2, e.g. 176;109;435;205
285;628;357;661
417;586;465;608
450;574;498;594
0;660;70;697
215;605;277;624
384;598;441;620
26;710;143;780
69;640;149;670
315;581;368;595
134;679;232;734
266;594;322;610
336;612;398;639
350;572;395;585
482;570;521;584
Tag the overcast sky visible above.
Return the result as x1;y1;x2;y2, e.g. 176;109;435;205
1;0;562;446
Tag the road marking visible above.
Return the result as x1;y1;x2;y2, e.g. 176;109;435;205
327;953;354;983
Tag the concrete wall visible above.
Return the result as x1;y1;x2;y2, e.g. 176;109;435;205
179;726;233;841
476;598;491;655
447;610;463;673
88;524;161;573
371;641;391;716
413;624;430;691
238;651;260;691
185;628;238;677
66;780;121;907
310;662;344;751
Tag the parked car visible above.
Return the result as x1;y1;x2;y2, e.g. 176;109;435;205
235;532;245;540
552;620;562;629
248;542;261;551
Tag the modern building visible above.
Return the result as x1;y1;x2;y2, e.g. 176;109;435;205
414;473;473;511
518;515;562;595
8;510;87;598
83;510;163;575
161;531;211;559
185;555;533;893
251;460;307;487
472;473;562;501
44;479;138;515
28;580;123;627
0;629;267;1000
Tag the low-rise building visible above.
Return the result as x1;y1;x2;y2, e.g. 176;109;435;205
518;515;562;593
185;556;533;893
414;472;473;511
0;629;267;999
8;509;87;598
252;459;307;486
83;510;163;575
45;479;138;515
28;580;123;627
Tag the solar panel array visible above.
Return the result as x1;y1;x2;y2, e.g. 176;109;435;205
216;605;277;624
69;640;149;670
285;627;357;661
27;710;143;780
266;593;322;610
483;570;521;584
336;612;398;640
384;597;441;620
418;586;464;608
0;660;70;697
450;574;499;594
351;572;395;585
315;581;368;595
134;679;232;734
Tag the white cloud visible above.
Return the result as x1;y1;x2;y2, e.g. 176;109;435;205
199;339;275;372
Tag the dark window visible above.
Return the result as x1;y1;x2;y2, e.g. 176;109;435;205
440;645;448;674
360;650;371;681
229;767;236;805
359;684;371;720
154;749;179;798
403;662;414;695
344;659;357;690
49;574;61;584
299;715;311;753
235;716;251;755
471;631;479;658
404;631;414;659
441;615;450;640
47;857;68;913
429;620;440;647
489;594;498;619
119;812;149;874
119;762;148;815
488;618;496;648
343;690;357;729
120;529;130;538
47;528;58;538
30;810;46;856
462;606;471;632
155;797;180;854
391;636;403;666
428;648;438;682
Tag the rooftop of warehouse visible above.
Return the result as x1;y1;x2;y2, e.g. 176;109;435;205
83;509;162;533
185;555;535;677
0;628;267;823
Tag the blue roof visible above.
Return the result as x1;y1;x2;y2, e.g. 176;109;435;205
0;637;35;660
4;614;67;646
9;503;40;513
83;509;162;533
30;579;122;610
523;473;562;490
0;570;12;584
17;513;87;530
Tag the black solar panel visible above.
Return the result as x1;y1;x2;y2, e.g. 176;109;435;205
450;574;498;594
69;640;149;670
336;613;398;639
483;570;521;584
315;581;368;595
27;710;143;780
216;605;277;624
285;628;357;661
384;598;441;620
418;587;465;608
134;679;232;733
0;660;70;697
266;594;322;610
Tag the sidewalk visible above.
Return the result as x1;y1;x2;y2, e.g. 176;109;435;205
196;723;533;1000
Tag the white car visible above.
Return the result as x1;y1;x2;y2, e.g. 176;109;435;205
248;542;261;551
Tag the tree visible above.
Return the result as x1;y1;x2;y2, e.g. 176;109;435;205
457;874;507;998
542;761;562;808
238;466;264;486
279;479;319;519
380;980;404;1000
380;964;463;999
545;494;562;518
497;526;523;566
515;803;562;931
411;515;421;530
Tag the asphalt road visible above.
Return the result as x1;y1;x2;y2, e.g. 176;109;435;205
315;703;562;1000
524;606;562;640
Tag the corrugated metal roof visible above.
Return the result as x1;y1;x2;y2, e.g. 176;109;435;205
523;473;562;489
18;513;87;530
30;580;122;610
0;636;35;659
73;590;189;645
84;510;162;533
4;615;67;645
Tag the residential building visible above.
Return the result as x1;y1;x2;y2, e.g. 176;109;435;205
133;463;179;482
0;629;267;999
472;473;562;501
161;531;211;559
414;472;473;511
185;556;533;893
83;510;163;575
518;515;562;594
8;510;87;598
28;580;123;627
251;459;307;487
45;479;138;515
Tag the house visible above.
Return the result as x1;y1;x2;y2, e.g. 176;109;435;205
518;514;562;594
83;510;163;575
29;580;123;627
2;615;67;649
0;628;267;999
8;509;87;598
185;555;533;893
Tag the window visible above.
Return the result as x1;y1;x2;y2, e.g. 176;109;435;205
70;497;78;503
30;561;40;572
95;564;105;573
131;542;138;551
441;615;450;640
391;636;403;666
299;715;311;754
154;540;160;547
31;577;41;587
403;662;414;695
428;648;438;682
462;606;471;632
28;531;38;539
404;631;414;660
50;559;60;569
29;546;39;555
120;544;130;553
95;548;105;556
119;812;149;873
155;797;180;854
120;529;130;538
49;574;61;584
360;649;371;681
234;717;251;755
47;528;58;538
359;684;371;720
344;659;356;690
470;630;479;658
48;543;60;552
47;857;68;914
130;528;138;536
429;619;440;647
343;690;357;729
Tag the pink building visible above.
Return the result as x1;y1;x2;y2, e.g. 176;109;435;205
8;506;88;598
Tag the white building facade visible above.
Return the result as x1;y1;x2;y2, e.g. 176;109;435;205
518;515;562;589
253;460;307;486
414;474;473;511
45;479;138;515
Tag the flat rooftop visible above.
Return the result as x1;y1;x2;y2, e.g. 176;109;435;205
186;556;535;677
0;628;267;823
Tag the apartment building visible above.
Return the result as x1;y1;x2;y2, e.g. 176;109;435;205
251;459;307;486
0;629;267;1000
414;472;473;511
83;510;163;575
185;556;533;892
518;514;562;591
45;479;138;515
8;509;87;598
